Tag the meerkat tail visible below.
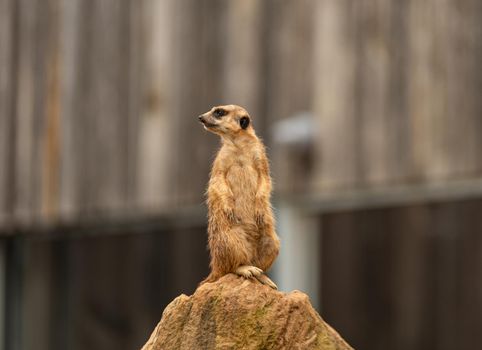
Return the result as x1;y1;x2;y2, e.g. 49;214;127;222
254;274;278;290
199;272;221;286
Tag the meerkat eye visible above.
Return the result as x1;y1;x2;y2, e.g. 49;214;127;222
213;108;227;118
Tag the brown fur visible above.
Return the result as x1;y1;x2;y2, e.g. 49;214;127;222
198;105;280;289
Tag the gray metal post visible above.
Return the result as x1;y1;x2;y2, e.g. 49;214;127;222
271;201;321;310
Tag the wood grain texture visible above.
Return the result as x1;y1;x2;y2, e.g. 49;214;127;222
263;0;315;126
1;0;481;231
312;0;482;191
41;0;61;221
136;0;172;211
169;0;225;207
321;199;482;350
14;0;38;224
222;0;263;117
313;0;359;190
0;0;15;227
265;0;315;194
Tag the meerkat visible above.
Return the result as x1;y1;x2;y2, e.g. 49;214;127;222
197;104;280;289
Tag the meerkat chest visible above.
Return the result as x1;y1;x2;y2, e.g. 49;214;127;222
225;157;258;198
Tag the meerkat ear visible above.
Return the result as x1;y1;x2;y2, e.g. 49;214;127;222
240;116;250;130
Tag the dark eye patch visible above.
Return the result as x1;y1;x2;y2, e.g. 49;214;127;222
213;108;227;118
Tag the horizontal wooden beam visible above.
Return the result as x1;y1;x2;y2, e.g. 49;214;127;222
0;205;207;238
2;178;482;237
279;178;482;214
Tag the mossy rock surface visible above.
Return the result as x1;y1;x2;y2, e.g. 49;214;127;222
141;274;353;350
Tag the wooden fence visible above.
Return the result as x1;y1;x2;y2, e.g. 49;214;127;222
1;0;481;232
1;1;482;350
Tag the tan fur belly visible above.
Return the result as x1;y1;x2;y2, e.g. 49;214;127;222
226;164;258;220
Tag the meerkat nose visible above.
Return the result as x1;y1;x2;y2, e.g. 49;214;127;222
198;115;204;122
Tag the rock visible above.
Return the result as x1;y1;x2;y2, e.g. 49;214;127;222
141;274;353;350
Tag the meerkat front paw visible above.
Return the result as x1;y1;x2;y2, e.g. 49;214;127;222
235;265;263;279
254;197;266;226
223;202;239;223
226;208;239;223
255;210;265;227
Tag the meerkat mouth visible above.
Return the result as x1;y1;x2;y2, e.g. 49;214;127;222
201;121;217;129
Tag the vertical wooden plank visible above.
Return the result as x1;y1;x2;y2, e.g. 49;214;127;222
444;0;482;177
386;0;414;182
264;0;316;193
4;237;26;350
61;0;133;219
424;0;459;180
433;203;459;350
390;205;432;350
14;0;57;225
0;0;15;229
136;0;174;211
124;0;142;211
70;236;127;349
356;209;394;349
14;0;57;226
29;0;49;225
312;0;359;191
407;0;450;181
222;0;263;119
169;0;226;207
455;199;482;349
118;0;135;213
321;211;362;347
22;238;53;350
0;241;6;350
58;0;82;220
127;232;171;347
86;0;130;213
470;0;482;175
41;0;62;222
263;0;315;124
14;0;38;224
356;0;391;185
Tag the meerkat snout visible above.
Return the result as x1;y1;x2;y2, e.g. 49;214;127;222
198;114;216;130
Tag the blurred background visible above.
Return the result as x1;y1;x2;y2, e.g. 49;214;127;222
0;0;481;349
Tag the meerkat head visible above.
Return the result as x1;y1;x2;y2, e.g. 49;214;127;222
198;104;253;138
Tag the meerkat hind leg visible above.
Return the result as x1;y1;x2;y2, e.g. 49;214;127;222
254;273;278;290
235;265;263;278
